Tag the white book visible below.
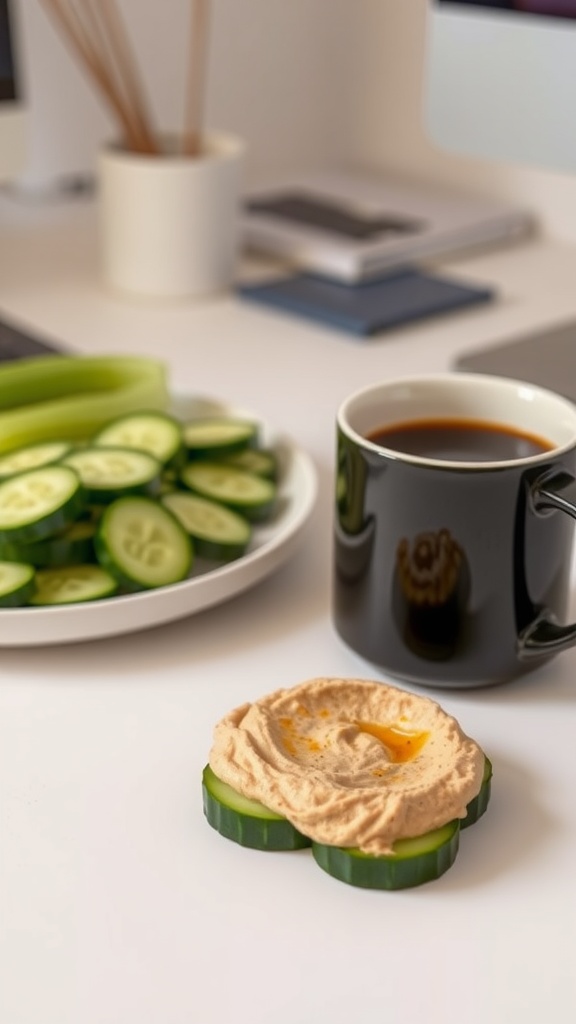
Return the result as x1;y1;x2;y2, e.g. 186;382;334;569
241;168;531;283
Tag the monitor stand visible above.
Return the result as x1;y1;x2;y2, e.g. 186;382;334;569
454;320;576;404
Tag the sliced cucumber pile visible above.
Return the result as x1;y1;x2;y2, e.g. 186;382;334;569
0;409;280;606
202;755;492;889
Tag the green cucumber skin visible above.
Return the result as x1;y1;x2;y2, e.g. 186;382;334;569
461;757;493;830
185;439;255;460
180;463;276;522
183;419;259;460
0;563;36;607
312;821;461;890
202;759;486;881
0;580;36;607
191;536;248;562
0;500;83;544
0;523;96;568
202;766;311;852
0;469;85;544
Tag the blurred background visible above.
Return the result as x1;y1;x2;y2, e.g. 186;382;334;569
11;0;576;243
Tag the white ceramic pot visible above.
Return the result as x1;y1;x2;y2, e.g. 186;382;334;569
98;133;246;300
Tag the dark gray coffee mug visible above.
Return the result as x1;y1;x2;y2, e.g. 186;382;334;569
333;373;576;688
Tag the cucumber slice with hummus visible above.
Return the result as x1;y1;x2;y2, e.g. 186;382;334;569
0;561;36;607
180;462;276;521
461;755;492;829
202;765;311;851
312;820;460;890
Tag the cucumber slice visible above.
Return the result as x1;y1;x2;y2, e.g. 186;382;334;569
0;519;97;568
161;491;251;561
95;495;193;591
0;561;36;607
62;446;162;502
29;564;118;605
222;447;278;481
312;820;461;890
93;411;184;468
202;765;311;851
461;755;492;830
0;441;73;480
180;462;276;522
0;465;84;543
183;417;258;458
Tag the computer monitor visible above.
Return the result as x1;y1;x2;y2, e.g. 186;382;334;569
425;2;576;174
425;2;576;399
0;0;26;184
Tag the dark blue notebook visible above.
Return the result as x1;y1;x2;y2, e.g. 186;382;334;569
239;268;495;336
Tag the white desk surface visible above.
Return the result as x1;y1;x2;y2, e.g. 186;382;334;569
1;194;576;1024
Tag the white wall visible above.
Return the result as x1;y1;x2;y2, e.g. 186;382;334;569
343;0;576;244
13;0;576;244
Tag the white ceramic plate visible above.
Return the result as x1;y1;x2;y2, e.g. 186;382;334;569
0;394;318;646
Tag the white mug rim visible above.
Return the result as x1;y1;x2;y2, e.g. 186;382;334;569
337;372;576;470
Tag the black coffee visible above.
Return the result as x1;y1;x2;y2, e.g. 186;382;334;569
367;418;553;462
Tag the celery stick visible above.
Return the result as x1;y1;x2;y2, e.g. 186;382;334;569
0;356;168;453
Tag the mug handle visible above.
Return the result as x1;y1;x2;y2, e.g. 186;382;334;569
519;470;576;657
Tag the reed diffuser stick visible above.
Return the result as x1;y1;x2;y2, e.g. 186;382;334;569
92;0;158;153
78;0;152;153
40;0;158;154
182;0;210;157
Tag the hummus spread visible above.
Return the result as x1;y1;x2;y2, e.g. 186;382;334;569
209;677;485;856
